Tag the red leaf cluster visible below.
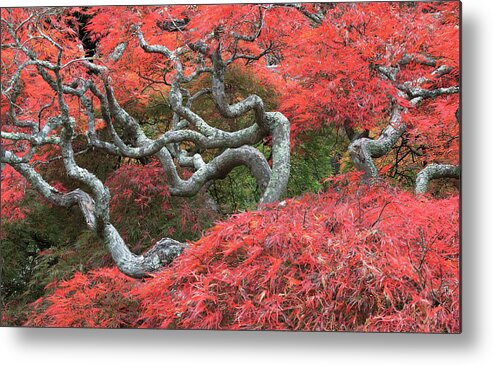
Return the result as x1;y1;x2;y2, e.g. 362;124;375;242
1;165;28;221
105;160;171;214
26;268;139;328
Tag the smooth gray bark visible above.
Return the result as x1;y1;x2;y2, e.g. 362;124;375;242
348;107;405;180
415;164;460;195
261;112;291;203
102;224;187;278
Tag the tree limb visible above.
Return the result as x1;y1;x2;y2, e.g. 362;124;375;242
348;106;405;179
415;164;460;195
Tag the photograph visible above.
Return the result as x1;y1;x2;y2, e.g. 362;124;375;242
1;1;460;332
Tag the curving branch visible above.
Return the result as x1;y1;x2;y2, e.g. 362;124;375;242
102;224;186;278
166;146;271;197
282;3;324;25
348;106;406;180
260;112;291;203
3;152;96;229
359;55;460;187
231;5;264;41
210;49;268;130
415;164;460;195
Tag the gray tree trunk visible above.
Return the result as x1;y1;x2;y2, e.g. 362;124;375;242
415;164;460;195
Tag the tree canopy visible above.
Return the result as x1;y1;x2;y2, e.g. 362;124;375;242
1;2;460;332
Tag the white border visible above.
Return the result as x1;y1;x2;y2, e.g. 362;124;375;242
2;1;492;364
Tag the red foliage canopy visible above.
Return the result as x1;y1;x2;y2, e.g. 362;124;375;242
272;2;460;166
27;179;459;332
1;3;460;217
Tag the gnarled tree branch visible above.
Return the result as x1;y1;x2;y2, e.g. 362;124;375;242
348;106;405;180
415;164;460;195
1;9;291;279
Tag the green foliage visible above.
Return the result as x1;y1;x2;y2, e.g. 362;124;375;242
208;165;262;214
287;127;347;197
1;193;103;306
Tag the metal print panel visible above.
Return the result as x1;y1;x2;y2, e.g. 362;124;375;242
0;1;461;332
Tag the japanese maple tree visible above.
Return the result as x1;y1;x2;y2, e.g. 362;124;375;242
268;2;460;189
1;2;460;282
1;5;291;278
